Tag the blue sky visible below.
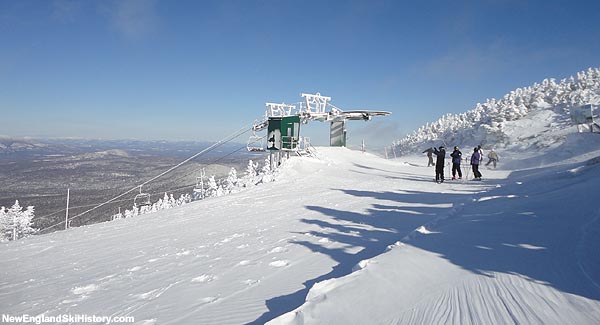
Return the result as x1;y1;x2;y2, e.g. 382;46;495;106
1;0;599;147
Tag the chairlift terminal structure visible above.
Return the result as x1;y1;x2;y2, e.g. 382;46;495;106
251;92;391;152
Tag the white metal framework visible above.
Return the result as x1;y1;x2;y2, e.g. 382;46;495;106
261;92;390;122
265;103;296;117
300;92;331;116
248;92;391;151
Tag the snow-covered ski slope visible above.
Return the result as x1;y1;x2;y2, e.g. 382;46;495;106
2;136;600;324
270;135;600;324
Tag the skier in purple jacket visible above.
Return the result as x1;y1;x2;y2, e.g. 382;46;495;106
470;147;482;180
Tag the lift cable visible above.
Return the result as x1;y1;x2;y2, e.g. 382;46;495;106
38;124;252;233
36;136;266;227
162;138;265;189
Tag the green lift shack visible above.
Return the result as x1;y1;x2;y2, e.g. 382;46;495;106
267;116;301;151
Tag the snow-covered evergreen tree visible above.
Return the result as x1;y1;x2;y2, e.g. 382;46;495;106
124;209;134;218
0;201;37;241
0;206;9;242
16;206;36;239
150;200;159;213
260;157;274;183
7;201;22;241
139;205;152;214
224;167;239;194
206;176;224;197
168;194;177;207
241;159;259;187
160;193;172;210
193;187;205;200
176;193;192;205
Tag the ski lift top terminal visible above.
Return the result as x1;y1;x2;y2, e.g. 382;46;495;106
249;92;390;151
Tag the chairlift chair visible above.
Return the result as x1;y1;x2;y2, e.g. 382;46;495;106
247;134;266;152
134;186;151;207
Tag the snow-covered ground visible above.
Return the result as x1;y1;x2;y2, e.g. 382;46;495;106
1;129;600;324
271;136;600;324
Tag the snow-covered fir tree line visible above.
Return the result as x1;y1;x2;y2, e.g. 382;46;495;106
0;200;37;242
393;67;600;155
111;157;277;220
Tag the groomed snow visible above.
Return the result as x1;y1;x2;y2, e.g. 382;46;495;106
2;135;600;324
270;136;600;324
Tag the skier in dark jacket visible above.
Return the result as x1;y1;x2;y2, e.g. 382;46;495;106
422;148;435;167
450;146;462;180
433;146;446;183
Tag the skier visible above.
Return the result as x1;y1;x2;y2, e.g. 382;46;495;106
477;145;484;165
486;149;499;168
470;147;482;180
450;146;462;180
422;147;435;167
433;146;446;183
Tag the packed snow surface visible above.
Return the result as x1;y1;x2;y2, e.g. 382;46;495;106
2;135;600;324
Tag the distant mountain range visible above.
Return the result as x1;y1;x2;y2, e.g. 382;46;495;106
0;136;262;231
0;136;48;152
0;137;249;159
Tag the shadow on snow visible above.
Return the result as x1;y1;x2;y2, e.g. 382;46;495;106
250;157;600;324
249;189;465;324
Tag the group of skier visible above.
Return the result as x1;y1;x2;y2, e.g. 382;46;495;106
425;145;499;183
